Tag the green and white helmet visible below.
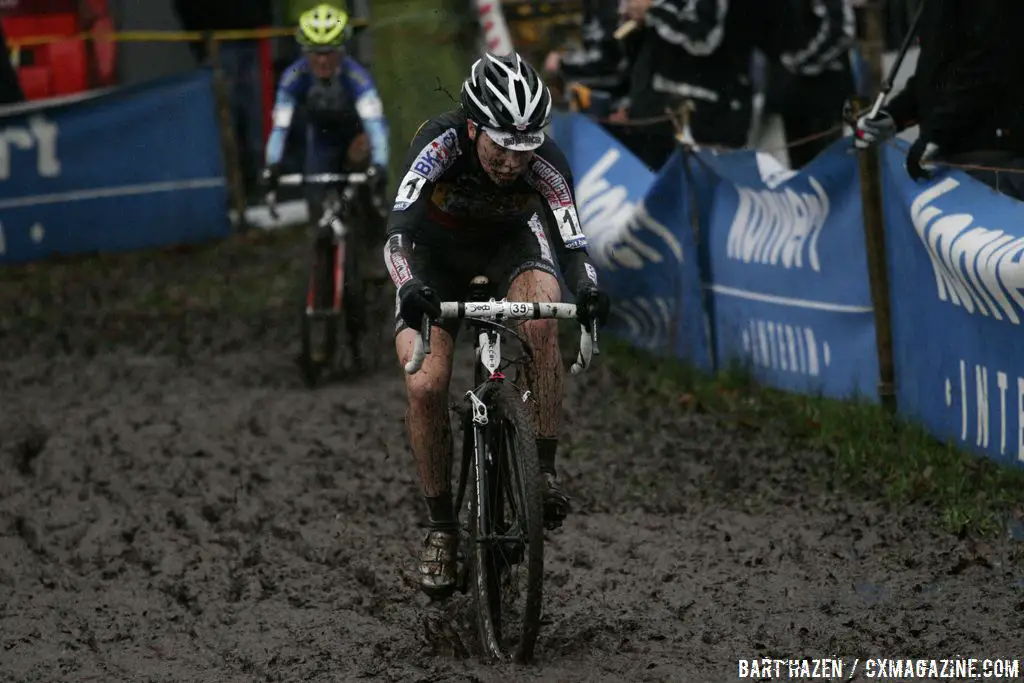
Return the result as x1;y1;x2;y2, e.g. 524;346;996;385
297;4;353;51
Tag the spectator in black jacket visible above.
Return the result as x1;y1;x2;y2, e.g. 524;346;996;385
762;0;857;168
615;0;758;170
544;0;632;117
855;0;1024;200
1;22;25;105
173;0;274;196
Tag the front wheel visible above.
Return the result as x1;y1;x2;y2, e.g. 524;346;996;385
470;381;544;663
298;236;339;387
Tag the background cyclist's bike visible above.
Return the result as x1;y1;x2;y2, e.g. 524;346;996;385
268;172;387;387
405;275;598;663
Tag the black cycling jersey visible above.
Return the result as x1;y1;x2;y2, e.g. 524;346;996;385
384;108;597;299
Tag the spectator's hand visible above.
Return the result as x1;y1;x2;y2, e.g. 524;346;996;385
853;110;897;150
608;107;629;123
544;50;561;74
906;138;940;182
624;0;653;22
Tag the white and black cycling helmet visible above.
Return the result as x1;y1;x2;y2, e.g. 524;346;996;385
461;52;552;152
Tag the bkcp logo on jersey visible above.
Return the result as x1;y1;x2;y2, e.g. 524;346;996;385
412;128;460;182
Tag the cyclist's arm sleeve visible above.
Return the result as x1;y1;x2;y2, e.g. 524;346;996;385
384;119;462;290
344;58;390;168
644;0;728;56
526;143;599;298
264;67;304;167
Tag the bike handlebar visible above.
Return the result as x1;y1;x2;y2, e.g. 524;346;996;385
266;172;379;222
403;300;599;376
278;172;369;186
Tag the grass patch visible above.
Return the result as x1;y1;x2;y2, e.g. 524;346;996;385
2;226;309;319
604;341;1024;538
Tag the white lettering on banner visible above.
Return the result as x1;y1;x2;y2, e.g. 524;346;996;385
575;148;683;270
0;115;61;180
612;297;675;349
945;359;1024;461
740;317;831;377
911;177;1024;324
725;178;829;271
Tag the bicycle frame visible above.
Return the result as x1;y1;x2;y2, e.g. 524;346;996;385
267;171;385;384
271;172;370;315
406;295;598;537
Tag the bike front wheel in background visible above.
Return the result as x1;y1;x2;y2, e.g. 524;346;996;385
298;239;339;387
470;381;545;663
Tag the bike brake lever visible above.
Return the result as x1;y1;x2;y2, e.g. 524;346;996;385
421;313;432;354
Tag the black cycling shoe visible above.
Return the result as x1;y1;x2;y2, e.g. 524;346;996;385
418;529;458;600
542;472;571;530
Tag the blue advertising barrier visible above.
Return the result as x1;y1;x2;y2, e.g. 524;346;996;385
882;142;1024;469
0;69;230;265
556;111;1024;472
693;140;880;399
551;113;712;370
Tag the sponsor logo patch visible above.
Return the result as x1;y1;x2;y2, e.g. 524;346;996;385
411;128;460;181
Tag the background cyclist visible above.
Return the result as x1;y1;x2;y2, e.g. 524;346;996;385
261;3;390;229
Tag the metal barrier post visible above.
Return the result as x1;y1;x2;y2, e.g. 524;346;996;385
205;31;249;233
854;0;897;414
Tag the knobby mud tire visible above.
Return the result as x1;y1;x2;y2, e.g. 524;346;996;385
469;381;544;664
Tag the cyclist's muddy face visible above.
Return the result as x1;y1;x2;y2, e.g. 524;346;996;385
470;122;534;186
308;51;341;80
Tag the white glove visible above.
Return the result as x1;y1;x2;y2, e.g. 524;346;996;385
854;111;897;150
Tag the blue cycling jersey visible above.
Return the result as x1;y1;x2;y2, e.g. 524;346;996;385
264;55;389;169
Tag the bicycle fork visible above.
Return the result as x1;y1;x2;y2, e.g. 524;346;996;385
468;390;490;537
307;217;347;316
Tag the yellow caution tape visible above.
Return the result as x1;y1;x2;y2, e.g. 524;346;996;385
5;22;368;48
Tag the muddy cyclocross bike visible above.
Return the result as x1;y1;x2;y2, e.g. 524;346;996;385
268;172;386;387
405;275;599;663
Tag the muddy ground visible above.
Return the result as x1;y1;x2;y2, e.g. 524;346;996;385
1;230;1022;682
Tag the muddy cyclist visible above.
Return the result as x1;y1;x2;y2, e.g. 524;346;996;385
383;51;611;598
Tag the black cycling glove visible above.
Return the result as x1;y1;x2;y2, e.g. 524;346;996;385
260;164;280;194
398;280;442;331
576;285;610;329
366;163;388;202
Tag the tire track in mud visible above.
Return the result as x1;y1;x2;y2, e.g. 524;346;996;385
1;233;1021;682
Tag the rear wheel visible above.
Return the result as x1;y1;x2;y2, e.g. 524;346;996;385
470;381;544;663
